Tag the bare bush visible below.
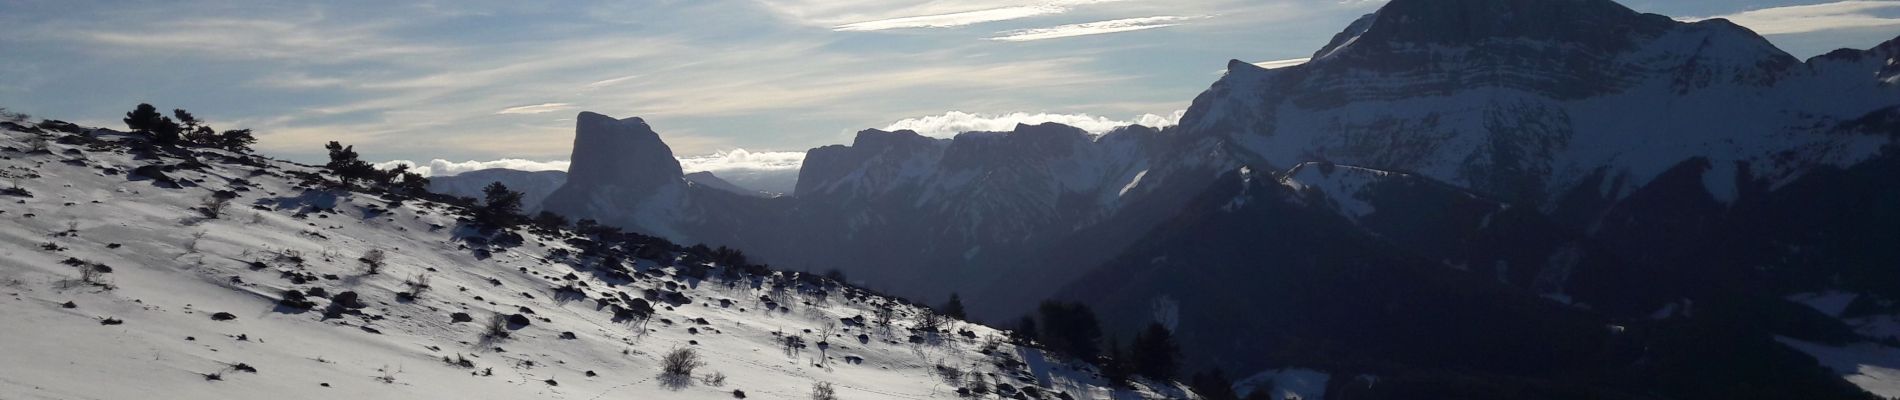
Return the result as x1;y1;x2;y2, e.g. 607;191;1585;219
198;195;230;219
812;382;838;400
483;312;511;341
873;302;895;327
917;311;945;333
404;273;430;299
700;371;727;387
942;363;971;386
376;365;401;384
186;230;208;252
26;134;50;153
360;249;386;274
661;347;705;378
1;108;29;123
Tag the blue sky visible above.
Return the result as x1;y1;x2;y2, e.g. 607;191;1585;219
1;0;1897;175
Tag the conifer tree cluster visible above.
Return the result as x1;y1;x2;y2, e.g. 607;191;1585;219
123;103;255;151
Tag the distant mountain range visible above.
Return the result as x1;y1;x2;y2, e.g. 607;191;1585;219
462;0;1900;397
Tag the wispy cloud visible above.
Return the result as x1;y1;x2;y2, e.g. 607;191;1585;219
1685;1;1900;35
882;110;1183;138
496;103;574;114
835;6;1066;31
584;75;641;90
764;0;1116;29
77;18;447;63
990;15;1205;41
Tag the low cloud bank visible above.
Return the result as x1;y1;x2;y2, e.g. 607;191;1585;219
883;110;1184;138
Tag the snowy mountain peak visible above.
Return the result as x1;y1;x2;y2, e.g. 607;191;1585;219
795;129;947;197
1362;0;1668;47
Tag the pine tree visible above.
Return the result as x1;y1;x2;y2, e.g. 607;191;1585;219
1011;315;1039;345
124;103;181;145
323;141;377;186
1131;322;1180;380
184;125;218;146
1037;301;1102;360
124;104;162;132
1190;369;1240;400
171;109;199;131
1101;335;1133;388
533;211;569;229
480;182;524;227
942;293;967;320
216;129;257;152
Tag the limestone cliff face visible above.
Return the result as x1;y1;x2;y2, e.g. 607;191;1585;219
542;112;693;239
561;112;683;192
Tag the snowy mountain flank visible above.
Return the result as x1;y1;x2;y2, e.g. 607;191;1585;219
0;122;1188;399
507;0;1900;398
8;0;1900;398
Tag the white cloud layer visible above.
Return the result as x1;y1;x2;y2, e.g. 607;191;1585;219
677;149;808;172
374;159;571;177
1252;57;1311;69
1685;1;1900;35
882;110;1184;138
378;149;807;177
990;15;1203;41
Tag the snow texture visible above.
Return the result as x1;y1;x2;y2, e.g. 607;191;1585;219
0;125;1184;400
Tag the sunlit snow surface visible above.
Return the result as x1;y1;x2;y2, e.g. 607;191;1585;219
0;126;1187;399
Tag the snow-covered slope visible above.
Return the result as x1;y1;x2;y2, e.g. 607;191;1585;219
0;122;1186;400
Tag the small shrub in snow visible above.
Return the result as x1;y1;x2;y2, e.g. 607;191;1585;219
661;347;705;378
402;273;430;299
185;230;207;252
483;313;511;340
701;371;727;387
197;195;230;219
376;365;401;384
443;354;475;369
811;381;838;400
359;249;386;274
25;134;50;153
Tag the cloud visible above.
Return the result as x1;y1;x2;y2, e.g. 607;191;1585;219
1252;57;1310;69
496;103;574;114
677;149;808;172
1216;57;1311;74
374;159;571;177
376;149;807;177
834;6;1066;31
76;18;447;63
762;0;1114;29
882;110;1184;137
1684;1;1900;35
990;15;1206;41
584;75;641;90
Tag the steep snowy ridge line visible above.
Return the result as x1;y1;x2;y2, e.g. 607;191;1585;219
0;123;1188;400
